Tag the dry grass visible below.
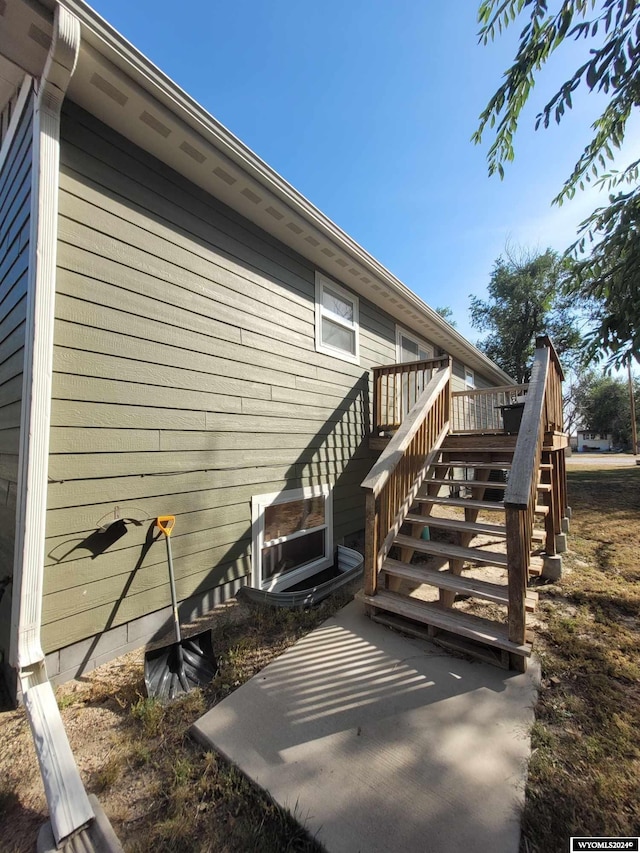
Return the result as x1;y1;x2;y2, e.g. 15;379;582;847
521;465;640;852
0;587;361;852
3;465;639;851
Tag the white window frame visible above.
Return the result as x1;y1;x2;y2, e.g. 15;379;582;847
251;484;333;592
395;326;434;363
315;272;359;364
464;367;475;389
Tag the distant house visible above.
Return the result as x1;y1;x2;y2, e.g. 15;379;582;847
577;430;613;452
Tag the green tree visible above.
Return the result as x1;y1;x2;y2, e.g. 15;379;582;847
574;370;639;448
435;306;457;327
470;247;583;383
473;0;640;367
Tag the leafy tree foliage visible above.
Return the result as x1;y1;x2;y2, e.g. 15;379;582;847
474;0;640;367
435;306;457;327
573;369;639;448
470;248;583;383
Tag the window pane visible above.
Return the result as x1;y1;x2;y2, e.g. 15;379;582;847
400;336;418;362
262;529;325;580
264;496;325;542
322;286;353;323
322;317;355;354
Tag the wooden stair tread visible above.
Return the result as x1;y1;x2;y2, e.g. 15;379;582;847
417;495;505;511
405;514;545;544
426;477;508;489
394;533;508;566
383;559;540;610
383;558;539;611
416;495;548;515
440;446;516;454
435;461;512;469
384;558;507;603
359;590;532;656
404;514;508;537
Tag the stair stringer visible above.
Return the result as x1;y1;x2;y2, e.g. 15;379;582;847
364;431;542;670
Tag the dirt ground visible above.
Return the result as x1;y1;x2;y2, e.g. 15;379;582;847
0;597;333;853
566;452;638;468
1;456;636;850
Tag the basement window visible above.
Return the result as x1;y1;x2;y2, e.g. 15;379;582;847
315;272;359;364
251;485;333;591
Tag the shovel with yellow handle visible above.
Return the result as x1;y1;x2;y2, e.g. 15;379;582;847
144;516;218;701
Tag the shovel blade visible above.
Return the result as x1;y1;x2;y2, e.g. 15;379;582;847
144;631;217;701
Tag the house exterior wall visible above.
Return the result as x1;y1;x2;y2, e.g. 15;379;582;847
450;359;493;392
43;102;400;672
0;84;32;692
577;432;612;452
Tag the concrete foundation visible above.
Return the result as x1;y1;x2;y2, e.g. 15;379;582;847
555;532;568;553
561;517;570;534
45;577;244;687
542;555;563;581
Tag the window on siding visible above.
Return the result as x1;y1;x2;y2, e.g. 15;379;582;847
465;367;475;389
396;327;433;363
251;485;333;591
315;273;359;363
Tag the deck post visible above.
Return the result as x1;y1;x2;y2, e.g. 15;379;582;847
364;490;378;597
551;450;566;552
506;507;527;647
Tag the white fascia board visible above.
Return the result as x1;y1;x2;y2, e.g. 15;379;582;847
49;0;513;386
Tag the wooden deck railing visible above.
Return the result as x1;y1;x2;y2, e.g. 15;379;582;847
372;356;451;433
362;365;451;596
451;384;529;433
504;336;565;648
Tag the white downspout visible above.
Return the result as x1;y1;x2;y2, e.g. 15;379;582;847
9;4;95;846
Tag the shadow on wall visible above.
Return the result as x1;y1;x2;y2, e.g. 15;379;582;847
46;373;373;680
40;100;392;683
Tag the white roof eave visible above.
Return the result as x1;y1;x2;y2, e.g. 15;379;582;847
46;0;513;385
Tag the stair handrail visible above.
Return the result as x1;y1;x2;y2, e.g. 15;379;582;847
362;363;451;597
504;344;550;510
504;336;565;648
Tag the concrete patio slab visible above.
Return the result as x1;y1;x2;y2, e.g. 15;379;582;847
192;601;540;853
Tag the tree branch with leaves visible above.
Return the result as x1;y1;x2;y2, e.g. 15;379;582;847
474;0;640;368
470;247;584;383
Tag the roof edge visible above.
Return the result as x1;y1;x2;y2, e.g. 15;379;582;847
49;0;514;385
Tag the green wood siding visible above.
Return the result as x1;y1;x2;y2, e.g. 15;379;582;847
451;358;495;392
44;101;397;652
0;86;32;675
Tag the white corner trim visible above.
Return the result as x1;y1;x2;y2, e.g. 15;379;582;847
9;5;94;846
0;76;34;176
11;0;80;676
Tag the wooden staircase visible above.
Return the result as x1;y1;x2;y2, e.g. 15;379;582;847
361;337;568;672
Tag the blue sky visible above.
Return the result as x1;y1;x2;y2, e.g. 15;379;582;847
89;0;637;345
